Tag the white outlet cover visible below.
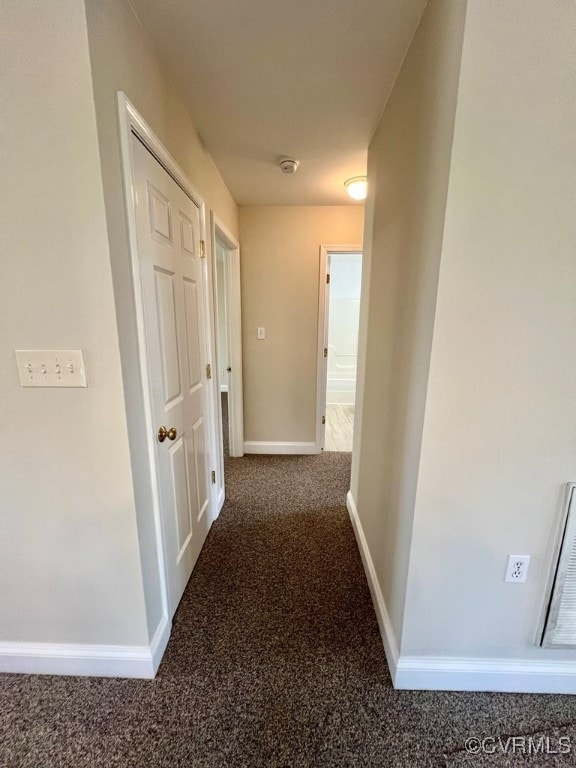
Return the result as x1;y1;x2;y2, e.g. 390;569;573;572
505;554;530;583
15;350;87;387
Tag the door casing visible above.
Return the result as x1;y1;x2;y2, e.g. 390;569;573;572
316;244;363;451
210;213;244;472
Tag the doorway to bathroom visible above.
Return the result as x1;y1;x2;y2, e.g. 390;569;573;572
316;246;362;452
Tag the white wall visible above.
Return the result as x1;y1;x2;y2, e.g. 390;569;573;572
0;1;148;645
84;0;239;637
239;206;364;445
351;0;468;644
353;0;576;688
402;0;576;660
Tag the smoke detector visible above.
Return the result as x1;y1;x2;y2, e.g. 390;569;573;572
279;157;300;174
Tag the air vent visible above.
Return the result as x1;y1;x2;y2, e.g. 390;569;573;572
542;483;576;647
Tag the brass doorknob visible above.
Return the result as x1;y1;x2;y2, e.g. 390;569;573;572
158;426;177;442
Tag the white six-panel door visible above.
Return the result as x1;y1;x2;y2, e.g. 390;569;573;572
131;134;212;617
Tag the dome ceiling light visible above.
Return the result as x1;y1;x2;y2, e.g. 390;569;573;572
345;176;368;201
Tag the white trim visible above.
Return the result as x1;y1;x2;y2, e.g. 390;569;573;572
316;245;362;452
347;491;576;695
346;491;400;676
149;615;171;675
395;656;576;694
215;487;225;518
0;617;170;680
244;441;317;455
210;213;244;461
315;245;329;452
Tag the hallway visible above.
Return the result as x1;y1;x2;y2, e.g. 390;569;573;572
1;454;575;766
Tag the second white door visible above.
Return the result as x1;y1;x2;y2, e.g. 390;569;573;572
132;134;212;617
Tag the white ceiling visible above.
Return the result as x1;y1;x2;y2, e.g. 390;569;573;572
129;0;427;206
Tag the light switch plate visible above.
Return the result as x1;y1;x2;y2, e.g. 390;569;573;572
15;350;87;387
257;327;266;340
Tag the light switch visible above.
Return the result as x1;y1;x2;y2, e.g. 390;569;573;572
257;327;266;340
15;350;87;387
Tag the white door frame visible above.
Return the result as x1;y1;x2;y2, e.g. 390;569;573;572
117;93;220;631
315;244;363;451
210;212;244;465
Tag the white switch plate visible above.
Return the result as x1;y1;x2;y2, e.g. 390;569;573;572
257;327;266;340
15;350;87;387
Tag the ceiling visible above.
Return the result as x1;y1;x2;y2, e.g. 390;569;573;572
129;0;427;206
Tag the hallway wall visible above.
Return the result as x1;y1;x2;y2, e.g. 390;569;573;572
0;0;148;646
84;0;239;640
353;0;576;687
239;206;364;446
351;0;467;645
402;0;576;661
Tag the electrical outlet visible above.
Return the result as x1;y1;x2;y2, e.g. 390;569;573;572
257;327;265;340
505;555;530;583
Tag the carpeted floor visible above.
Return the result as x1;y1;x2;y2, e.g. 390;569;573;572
1;453;575;767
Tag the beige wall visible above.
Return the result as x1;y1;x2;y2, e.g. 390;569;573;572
0;0;240;650
351;0;468;643
239;206;364;444
402;0;576;659
0;1;148;645
84;0;239;637
354;0;576;669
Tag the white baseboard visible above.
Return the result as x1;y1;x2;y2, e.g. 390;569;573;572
0;615;171;679
347;491;576;695
149;615;171;676
213;487;225;520
346;491;400;678
244;441;318;455
395;656;576;694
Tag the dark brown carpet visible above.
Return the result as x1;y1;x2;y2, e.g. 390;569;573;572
1;453;575;767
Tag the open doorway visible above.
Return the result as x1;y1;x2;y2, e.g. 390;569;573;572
211;213;244;494
316;245;362;452
215;241;230;455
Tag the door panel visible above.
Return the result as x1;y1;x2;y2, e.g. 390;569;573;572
180;213;196;255
169;437;192;557
183;278;202;390
132;134;212;616
154;269;182;404
148;183;172;243
191;417;209;521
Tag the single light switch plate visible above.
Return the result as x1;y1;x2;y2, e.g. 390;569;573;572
15;350;87;387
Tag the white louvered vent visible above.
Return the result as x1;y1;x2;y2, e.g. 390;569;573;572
542;483;576;647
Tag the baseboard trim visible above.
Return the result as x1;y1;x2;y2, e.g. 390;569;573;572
346;490;400;678
213;487;225;520
0;615;171;679
395;656;576;694
244;441;318;455
149;615;171;676
346;492;576;695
